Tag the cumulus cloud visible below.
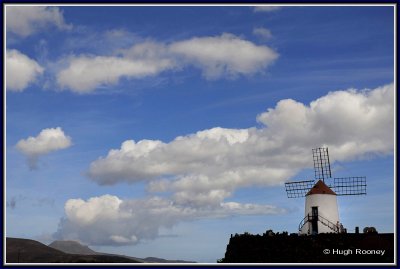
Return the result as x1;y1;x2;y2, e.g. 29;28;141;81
56;33;278;92
253;27;273;41
169;33;278;79
6;6;71;37
57;54;175;93
6;49;44;91
253;6;282;12
16;127;72;169
55;194;284;246
89;83;394;192
256;84;394;161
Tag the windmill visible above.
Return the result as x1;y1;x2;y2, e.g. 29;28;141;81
285;147;367;235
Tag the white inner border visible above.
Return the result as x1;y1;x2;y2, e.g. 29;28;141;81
3;3;397;266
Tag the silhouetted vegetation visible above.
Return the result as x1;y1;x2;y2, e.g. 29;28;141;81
219;230;394;263
363;227;378;234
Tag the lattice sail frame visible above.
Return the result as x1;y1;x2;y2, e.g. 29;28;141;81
284;180;315;198
331;177;367;196
312;147;332;181
284;147;367;198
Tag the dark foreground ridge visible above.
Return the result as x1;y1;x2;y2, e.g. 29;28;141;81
6;238;195;263
6;238;141;263
219;231;394;263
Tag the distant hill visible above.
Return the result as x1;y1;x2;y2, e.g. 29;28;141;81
6;238;195;263
6;238;141;263
7;238;66;263
142;257;196;263
49;240;97;255
48;240;145;262
47;240;195;263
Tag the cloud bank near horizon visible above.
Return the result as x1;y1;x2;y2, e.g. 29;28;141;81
55;194;285;246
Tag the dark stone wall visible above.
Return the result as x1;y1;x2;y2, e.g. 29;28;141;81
219;232;394;263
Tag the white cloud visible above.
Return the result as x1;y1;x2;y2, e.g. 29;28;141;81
57;54;175;93
88;83;394;200
120;41;170;60
55;194;284;246
6;6;71;37
56;33;278;92
256;83;394;161
253;6;282;12
16;127;72;169
170;33;278;79
253;27;273;40
6;49;44;91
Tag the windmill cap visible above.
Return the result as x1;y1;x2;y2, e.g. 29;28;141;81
306;180;336;196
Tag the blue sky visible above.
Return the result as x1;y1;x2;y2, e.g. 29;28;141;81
5;5;395;263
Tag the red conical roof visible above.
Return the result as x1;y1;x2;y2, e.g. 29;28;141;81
306;180;336;196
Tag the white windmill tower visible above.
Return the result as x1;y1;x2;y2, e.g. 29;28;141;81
285;147;367;235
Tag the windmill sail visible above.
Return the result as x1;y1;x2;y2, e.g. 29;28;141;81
312;147;332;181
331;177;367;196
284;180;315;198
284;147;367;198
